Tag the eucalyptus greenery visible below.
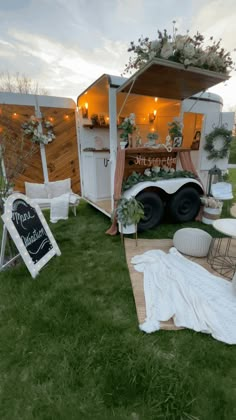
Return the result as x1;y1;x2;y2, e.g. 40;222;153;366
118;114;136;141
168;118;183;139
116;196;144;227
204;126;232;160
122;169;196;191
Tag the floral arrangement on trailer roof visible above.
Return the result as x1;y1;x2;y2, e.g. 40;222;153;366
22;116;56;145
122;21;235;75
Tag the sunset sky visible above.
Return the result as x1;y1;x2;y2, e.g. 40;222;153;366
0;0;236;109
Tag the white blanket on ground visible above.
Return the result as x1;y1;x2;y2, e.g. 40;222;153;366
131;247;236;344
50;193;70;223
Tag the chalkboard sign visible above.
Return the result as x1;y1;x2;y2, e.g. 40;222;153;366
2;193;61;278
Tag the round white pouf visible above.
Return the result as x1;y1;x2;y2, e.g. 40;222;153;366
173;228;212;257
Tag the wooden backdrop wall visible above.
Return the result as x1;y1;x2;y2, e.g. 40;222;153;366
0;104;81;194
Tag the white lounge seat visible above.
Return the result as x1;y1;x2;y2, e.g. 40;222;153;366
25;179;80;217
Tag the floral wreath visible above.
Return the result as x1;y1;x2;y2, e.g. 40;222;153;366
204;126;232;160
22;116;56;145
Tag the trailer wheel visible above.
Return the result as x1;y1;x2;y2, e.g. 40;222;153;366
168;187;200;223
136;191;164;232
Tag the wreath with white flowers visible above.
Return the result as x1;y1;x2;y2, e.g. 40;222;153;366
204;126;232;160
22;116;56;145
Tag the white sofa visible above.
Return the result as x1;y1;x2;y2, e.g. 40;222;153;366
25;178;80;216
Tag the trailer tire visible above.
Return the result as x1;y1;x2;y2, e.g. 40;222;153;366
136;191;164;232
169;187;200;223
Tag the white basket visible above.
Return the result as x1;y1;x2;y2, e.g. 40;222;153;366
202;207;222;225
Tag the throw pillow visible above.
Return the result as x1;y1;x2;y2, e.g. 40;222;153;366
25;182;48;199
47;178;71;198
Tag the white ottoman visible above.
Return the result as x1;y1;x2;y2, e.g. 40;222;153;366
173;228;212;257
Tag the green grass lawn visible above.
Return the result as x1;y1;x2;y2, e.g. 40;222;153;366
229;136;236;164
229;168;236;199
0;180;236;419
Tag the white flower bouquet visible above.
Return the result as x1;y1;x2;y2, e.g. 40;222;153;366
122;22;234;75
200;196;223;209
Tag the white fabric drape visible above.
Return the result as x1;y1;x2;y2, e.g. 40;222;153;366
50;193;70;223
131;248;236;344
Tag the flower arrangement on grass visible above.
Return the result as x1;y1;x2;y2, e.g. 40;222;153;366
200;196;223;209
122;22;235;75
22;116;56;145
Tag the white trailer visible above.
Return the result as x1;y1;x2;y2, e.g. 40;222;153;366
77;59;234;231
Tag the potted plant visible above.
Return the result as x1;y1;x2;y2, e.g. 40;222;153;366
167;117;183;146
118;113;136;148
116;196;144;238
200;196;223;225
147;131;159;146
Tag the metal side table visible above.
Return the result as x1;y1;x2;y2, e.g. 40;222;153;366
207;218;236;279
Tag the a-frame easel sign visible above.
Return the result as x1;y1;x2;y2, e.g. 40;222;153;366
0;193;61;278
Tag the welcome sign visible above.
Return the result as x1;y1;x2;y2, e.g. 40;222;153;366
2;193;61;278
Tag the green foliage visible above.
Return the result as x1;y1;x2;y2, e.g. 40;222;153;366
147;131;159;141
116;196;144;227
168;119;183;139
122;169;196;191
118;114;136;140
204;126;232;160
229;136;236;164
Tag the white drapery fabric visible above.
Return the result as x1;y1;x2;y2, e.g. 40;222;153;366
50;193;70;223
131;248;236;344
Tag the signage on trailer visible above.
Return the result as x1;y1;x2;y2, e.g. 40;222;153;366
1;193;61;278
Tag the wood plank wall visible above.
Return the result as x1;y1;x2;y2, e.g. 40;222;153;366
0;104;81;194
41;107;80;194
0;104;43;192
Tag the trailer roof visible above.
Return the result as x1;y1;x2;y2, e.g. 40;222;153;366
117;58;229;100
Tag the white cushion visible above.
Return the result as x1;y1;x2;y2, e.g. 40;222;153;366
69;192;80;204
31;194;80;210
47;178;71;198
25;182;48;199
30;198;51;209
173;228;212;257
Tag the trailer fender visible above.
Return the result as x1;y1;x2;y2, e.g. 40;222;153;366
122;177;203;200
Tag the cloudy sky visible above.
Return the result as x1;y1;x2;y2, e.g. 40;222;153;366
0;0;236;109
